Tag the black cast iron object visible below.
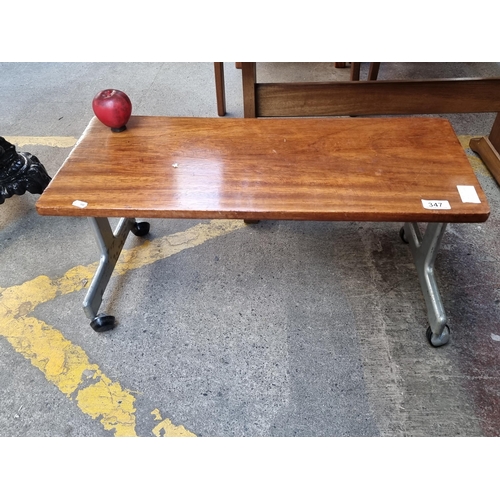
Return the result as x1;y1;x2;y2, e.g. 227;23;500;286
0;136;51;204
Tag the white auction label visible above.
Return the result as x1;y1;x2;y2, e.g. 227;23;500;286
72;200;88;208
457;185;481;203
421;200;451;210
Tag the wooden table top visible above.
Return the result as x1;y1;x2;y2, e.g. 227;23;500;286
36;116;490;223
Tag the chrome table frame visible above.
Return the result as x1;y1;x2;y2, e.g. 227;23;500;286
83;216;453;347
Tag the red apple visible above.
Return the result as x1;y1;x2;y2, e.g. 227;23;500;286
92;89;132;132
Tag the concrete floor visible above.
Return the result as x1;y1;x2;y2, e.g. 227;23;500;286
1;62;500;438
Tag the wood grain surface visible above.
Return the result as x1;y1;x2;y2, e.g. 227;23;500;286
36;116;490;223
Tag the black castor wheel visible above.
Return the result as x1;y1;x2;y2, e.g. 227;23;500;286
426;325;450;347
90;313;116;332
399;226;409;244
131;221;150;236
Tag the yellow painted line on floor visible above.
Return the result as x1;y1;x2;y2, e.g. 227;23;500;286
3;136;78;148
0;219;246;436
458;134;479;151
458;135;491;176
151;409;196;437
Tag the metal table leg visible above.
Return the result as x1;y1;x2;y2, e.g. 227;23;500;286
402;222;450;347
83;217;150;332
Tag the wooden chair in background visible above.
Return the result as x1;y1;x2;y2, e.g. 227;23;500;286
214;62;226;117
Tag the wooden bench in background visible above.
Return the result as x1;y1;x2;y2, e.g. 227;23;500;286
36;115;490;347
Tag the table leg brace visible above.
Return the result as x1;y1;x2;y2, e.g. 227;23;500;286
83;217;135;324
404;222;450;346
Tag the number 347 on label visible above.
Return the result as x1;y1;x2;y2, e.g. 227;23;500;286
421;200;451;210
